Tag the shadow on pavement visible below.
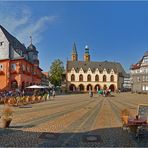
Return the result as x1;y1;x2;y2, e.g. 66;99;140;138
0;127;147;147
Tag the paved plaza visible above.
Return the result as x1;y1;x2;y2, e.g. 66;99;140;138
0;92;148;147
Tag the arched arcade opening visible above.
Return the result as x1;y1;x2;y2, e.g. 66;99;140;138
69;84;76;92
109;84;115;92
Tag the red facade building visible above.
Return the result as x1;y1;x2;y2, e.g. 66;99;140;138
0;25;42;91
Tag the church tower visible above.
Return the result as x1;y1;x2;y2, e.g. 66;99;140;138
27;36;39;66
71;42;78;61
84;45;90;61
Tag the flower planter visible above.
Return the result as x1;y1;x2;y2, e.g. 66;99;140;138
2;118;12;128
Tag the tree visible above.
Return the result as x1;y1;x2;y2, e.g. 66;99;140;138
49;59;65;87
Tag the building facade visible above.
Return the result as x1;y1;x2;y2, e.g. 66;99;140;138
66;43;126;92
0;25;42;91
122;73;131;91
130;51;148;93
41;72;49;86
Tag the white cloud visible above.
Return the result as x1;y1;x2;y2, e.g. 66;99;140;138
0;3;57;46
17;15;57;45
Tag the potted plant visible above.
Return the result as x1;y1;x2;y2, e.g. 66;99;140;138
1;105;13;128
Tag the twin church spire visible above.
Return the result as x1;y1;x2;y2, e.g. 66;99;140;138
71;42;90;62
71;42;78;61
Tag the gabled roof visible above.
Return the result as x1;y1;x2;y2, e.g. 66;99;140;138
0;25;27;53
130;63;141;70
144;51;148;57
130;54;144;70
67;60;126;76
42;72;49;77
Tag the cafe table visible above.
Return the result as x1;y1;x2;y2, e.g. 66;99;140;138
127;117;147;136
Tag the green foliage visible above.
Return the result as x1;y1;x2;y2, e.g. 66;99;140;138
49;59;65;86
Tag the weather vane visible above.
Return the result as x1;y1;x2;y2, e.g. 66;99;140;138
30;36;32;44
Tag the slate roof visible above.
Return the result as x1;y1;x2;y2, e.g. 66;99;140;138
67;60;126;76
0;25;27;53
144;51;148;57
27;43;38;52
72;42;77;54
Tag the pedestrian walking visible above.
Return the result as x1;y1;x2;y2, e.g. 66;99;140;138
47;90;50;100
89;90;93;98
52;90;55;98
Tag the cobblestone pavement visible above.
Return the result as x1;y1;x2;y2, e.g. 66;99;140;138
0;93;148;147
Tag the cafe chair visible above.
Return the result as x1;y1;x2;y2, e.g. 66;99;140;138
121;115;130;131
136;119;148;141
121;109;130;131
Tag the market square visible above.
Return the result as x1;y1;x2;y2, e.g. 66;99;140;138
0;1;148;147
0;92;147;147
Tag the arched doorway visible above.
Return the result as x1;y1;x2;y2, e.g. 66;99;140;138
87;84;92;91
69;84;76;92
79;84;84;91
94;84;101;91
21;81;25;90
109;84;115;92
11;80;18;90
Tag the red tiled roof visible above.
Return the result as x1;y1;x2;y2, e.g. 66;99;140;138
42;72;49;77
131;63;140;69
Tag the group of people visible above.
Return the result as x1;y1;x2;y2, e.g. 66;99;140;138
46;89;56;99
0;89;22;101
89;89;112;98
0;89;25;104
98;89;112;97
0;88;56;103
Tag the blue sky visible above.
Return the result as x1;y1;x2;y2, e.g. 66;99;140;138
0;1;148;72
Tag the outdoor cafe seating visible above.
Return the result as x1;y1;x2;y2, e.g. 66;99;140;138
121;105;148;141
128;116;147;138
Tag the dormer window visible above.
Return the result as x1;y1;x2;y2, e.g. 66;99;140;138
0;41;4;46
143;56;148;64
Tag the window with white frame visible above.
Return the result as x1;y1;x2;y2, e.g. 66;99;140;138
137;69;140;73
143;85;145;91
0;64;3;70
143;56;148;64
27;67;30;72
143;76;145;81
146;76;148;81
137;76;140;82
11;64;16;70
22;65;25;71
